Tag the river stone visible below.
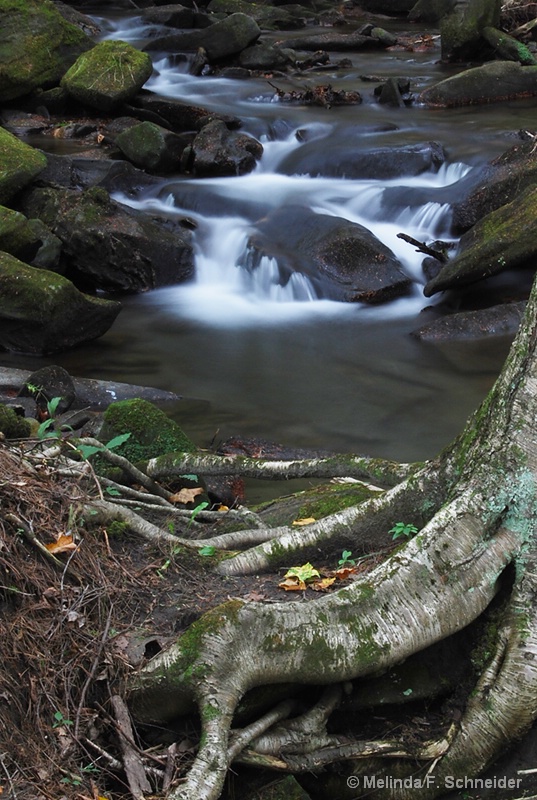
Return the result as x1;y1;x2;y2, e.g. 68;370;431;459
61;41;153;112
482;26;537;65
424;185;537;296
19;365;76;414
440;0;502;62
356;0;415;12
0;206;41;262
280;141;445;180
0;0;92;102
27;218;63;270
281;31;382;52
247;205;411;303
239;42;295;70
411;302;526;342
128;92;241;132
140;4;200;28
408;0;456;22
0;252;121;354
190;120;263;176
145;13;261;61
20;185;194;293
452;140;537;232
419;61;537;107
0;128;47;205
115;121;192;173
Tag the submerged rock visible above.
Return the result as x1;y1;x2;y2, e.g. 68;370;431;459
412;302;526;342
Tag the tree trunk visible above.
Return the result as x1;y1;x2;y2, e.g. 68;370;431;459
126;276;537;800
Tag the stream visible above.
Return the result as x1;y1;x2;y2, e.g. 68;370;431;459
5;10;537;463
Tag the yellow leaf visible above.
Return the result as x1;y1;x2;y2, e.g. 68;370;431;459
311;577;336;592
169;487;204;505
292;517;316;526
278;576;306;591
217;505;229;512
45;535;77;554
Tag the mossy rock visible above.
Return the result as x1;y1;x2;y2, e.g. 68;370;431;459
0;0;92;102
0;128;47;205
0;251;121;354
419;60;537;107
440;0;502;61
424;185;537;296
0;404;32;439
61;40;153;112
115;121;190;173
0;205;41;260
98;399;197;465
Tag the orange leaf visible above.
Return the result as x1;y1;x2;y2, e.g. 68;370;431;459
278;576;306;591
335;566;358;580
311;577;336;591
45;535;77;554
169;487;204;505
292;517;316;526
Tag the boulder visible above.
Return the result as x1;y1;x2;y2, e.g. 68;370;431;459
0;252;121;354
207;0;310;30
412;301;526;341
115;121;192;173
418;61;537;107
353;0;415;13
27;219;63;270
239;42;295;70
280;141;446;179
190;120;263;176
481;25;537;65
0;128;47;205
19;365;76;414
424;185;537;296
280;31;385;52
452;139;537;232
140;4;202;28
61;40;153;111
128;92;241;131
440;0;502;62
408;0;456;22
247;205;411;303
0;0;91;102
145;13;261;62
0;206;41;262
20;185;195;293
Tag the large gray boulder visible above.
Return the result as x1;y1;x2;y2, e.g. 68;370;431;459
61;41;153;111
0;0;91;102
424;185;537;296
0;252;121;354
440;0;502;61
145;13;261;61
247;205;411;303
0;128;47;205
419;61;537;107
20;186;194;293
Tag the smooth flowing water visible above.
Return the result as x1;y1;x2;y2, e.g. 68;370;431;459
6;12;537;461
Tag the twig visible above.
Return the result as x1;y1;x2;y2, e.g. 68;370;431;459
75;607;113;738
0;751;17;799
396;232;448;263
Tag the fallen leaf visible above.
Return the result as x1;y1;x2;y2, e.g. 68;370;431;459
284;563;320;583
292;517;316;526
243;591;267;602
278;576;306;591
169;487;204;505
311;577;336;591
218;505;229;512
335;566;358;580
45;535;77;554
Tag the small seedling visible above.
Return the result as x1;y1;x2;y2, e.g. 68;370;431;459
189;500;209;525
198;545;216;557
338;549;356;567
389;522;418;540
53;710;73;728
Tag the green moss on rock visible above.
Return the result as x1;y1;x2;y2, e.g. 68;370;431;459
61;40;153;111
0;129;47;205
99;398;197;465
0;404;32;438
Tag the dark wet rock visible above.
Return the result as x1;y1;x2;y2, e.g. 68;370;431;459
27;219;63;270
239;42;295;70
141;4;201;28
61;41;153;112
424;185;537;297
279;30;387;52
412;302;526;341
208;0;312;29
33;152;161;197
452;140;537;232
356;0;415;12
419;61;537;107
115;121;193;173
247;205;412;303
19;365;76;414
145;13;261;61
19;185;194;293
279;140;446;179
408;0;456;22
440;0;502;62
0;0;92;103
190;120;263;176
482;26;537;65
0;252;121;355
0;206;42;262
375;77;412;106
127;91;241;131
0;129;47;205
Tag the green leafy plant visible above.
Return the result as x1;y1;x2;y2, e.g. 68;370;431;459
338;549;356;567
189;500;209;525
37;396;63;440
198;545;216;557
76;432;132;460
389;522;418;540
52;710;73;728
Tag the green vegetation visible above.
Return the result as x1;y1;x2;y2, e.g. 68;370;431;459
389;522;418;540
